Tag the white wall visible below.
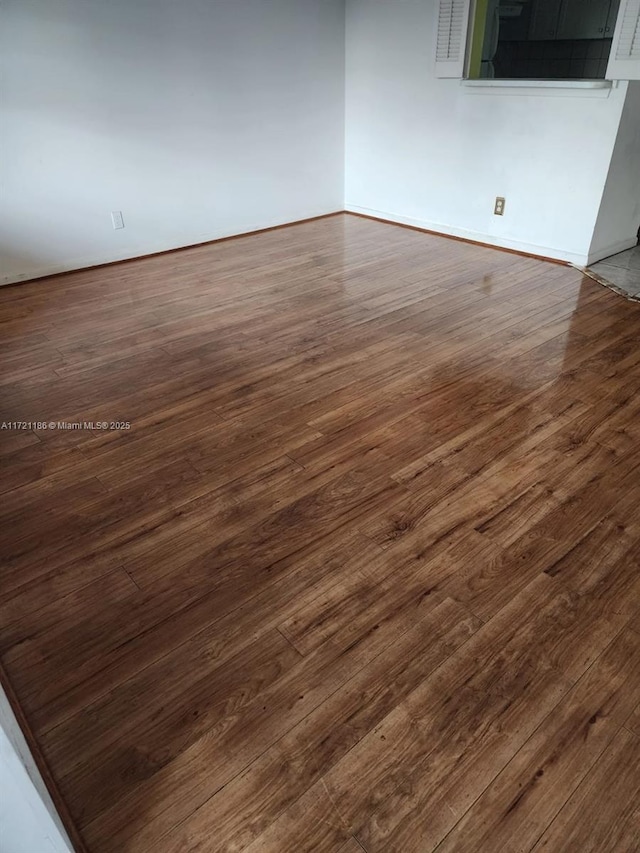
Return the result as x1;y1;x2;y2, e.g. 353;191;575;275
589;80;640;263
0;0;345;285
0;685;73;853
2;0;636;283
345;0;630;265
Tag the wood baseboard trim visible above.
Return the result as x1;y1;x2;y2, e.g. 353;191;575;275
0;662;89;853
3;211;345;288
6;208;582;290
345;210;571;266
6;210;576;288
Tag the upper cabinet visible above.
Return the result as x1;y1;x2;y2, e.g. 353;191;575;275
558;0;615;38
529;0;620;39
529;0;562;39
606;0;622;32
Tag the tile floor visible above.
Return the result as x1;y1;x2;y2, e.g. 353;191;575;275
588;244;640;299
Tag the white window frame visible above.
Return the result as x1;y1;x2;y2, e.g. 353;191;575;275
434;0;640;81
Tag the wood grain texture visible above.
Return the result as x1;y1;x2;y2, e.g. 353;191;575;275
1;213;639;853
531;727;640;853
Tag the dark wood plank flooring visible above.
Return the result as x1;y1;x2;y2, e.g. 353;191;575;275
1;213;640;852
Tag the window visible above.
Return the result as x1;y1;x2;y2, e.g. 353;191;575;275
435;0;640;81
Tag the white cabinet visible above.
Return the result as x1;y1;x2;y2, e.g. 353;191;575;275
605;0;621;35
558;0;611;38
530;0;562;38
529;0;620;39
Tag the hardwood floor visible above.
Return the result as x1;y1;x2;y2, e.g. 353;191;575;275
1;212;640;853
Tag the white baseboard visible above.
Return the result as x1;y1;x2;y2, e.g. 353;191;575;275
345;204;588;266
585;237;638;266
0;210;343;286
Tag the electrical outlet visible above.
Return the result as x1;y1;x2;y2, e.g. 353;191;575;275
111;210;125;230
494;197;505;216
